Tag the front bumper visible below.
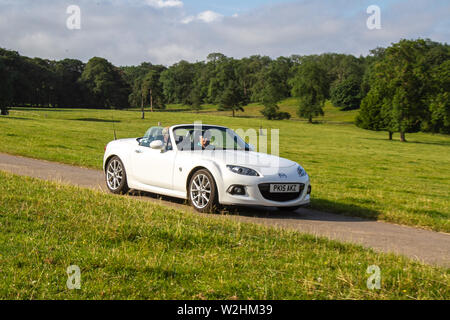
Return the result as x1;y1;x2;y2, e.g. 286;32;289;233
218;168;311;207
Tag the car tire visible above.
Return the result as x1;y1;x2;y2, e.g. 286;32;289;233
105;156;129;195
277;206;301;212
188;169;219;213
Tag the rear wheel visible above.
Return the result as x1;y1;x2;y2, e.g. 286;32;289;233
188;169;218;213
105;156;129;194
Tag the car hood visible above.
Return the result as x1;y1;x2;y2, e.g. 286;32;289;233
194;150;297;169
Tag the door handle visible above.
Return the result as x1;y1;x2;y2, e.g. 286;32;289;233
135;149;143;154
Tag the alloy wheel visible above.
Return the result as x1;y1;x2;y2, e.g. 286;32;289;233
190;173;211;209
106;159;123;191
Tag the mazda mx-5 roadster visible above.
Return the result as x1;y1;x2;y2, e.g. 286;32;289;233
103;124;311;212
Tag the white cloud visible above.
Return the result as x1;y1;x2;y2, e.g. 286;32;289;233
197;10;223;23
181;16;195;24
0;0;448;66
145;0;183;8
182;10;223;24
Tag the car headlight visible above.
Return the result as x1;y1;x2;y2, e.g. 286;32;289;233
297;165;307;177
227;165;260;176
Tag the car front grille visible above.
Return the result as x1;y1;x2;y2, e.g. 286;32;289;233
258;183;305;202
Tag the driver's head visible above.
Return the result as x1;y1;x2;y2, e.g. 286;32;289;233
200;135;210;148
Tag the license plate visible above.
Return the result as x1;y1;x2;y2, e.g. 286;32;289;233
270;184;300;193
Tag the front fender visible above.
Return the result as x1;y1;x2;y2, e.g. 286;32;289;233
103;143;133;177
183;159;225;202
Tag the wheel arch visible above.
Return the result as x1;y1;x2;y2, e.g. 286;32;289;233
186;166;207;192
104;154;118;172
185;162;223;202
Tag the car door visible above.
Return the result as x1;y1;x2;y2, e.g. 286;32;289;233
131;144;176;190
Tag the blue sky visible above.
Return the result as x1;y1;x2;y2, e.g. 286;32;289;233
183;0;412;16
185;0;290;15
0;0;448;65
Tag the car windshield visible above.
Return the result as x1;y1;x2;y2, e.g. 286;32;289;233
140;126;172;150
173;125;250;151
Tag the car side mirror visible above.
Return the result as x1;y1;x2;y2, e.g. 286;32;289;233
150;140;164;150
248;144;255;151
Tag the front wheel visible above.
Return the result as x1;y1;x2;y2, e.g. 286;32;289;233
188;169;219;213
105;156;129;194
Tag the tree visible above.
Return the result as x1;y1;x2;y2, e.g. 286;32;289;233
330;76;362;110
261;104;291;120
208;57;238;105
356;87;395;139
0;57;13;115
219;80;244;117
422;60;450;133
54;59;85;107
357;39;447;142
251;57;292;103
290;60;328;123
80;57;130;109
141;69;165;117
187;85;203;112
160;60;196;105
259;65;291;120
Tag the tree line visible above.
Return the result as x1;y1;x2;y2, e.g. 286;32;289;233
0;38;448;140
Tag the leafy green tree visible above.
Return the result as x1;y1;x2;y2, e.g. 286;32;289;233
330;76;362;110
122;62;154;109
209;57;237;104
187;85;203;112
422;60;450;133
261;104;291;120
237;55;272;102
80;57;130;109
0;57;13;115
290;60;328;123
252;57;292;103
54;59;85;107
160;60;196;105
219;80;244;117
358;39;447;141
356;87;395;139
141;69;165;117
259;65;291;120
206;52;227;64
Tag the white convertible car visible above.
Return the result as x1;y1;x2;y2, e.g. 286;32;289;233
103;124;311;212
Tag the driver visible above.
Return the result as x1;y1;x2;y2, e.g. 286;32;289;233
199;135;210;149
197;130;214;150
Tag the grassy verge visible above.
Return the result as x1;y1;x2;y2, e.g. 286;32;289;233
0;171;448;299
0;107;449;232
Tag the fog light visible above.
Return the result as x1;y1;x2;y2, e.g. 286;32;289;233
227;185;246;196
307;185;312;194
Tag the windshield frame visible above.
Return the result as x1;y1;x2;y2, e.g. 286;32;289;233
170;125;251;152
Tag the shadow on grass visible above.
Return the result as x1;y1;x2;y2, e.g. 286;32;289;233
11;108;69;112
152;109;191;113
0;116;32;120
224;198;379;223
129;190;380;223
70;118;121;123
360;137;450;147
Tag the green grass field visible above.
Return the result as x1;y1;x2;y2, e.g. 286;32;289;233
0;171;448;299
160;98;358;123
1;104;449;232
